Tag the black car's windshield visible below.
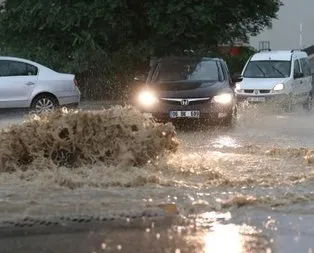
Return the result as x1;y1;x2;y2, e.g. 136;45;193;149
152;60;219;82
243;60;291;78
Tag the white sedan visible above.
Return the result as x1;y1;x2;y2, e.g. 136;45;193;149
0;56;81;113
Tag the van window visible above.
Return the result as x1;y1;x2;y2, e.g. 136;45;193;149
300;58;311;76
293;60;301;76
309;58;314;73
243;60;291;78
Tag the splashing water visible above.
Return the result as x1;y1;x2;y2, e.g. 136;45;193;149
0;106;179;172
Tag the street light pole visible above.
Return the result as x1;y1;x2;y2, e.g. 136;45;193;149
299;22;303;49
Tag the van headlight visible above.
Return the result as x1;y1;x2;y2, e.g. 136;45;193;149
235;83;241;91
273;83;284;91
212;93;233;104
138;90;158;106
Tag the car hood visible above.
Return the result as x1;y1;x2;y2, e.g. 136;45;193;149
239;78;289;90
150;80;225;98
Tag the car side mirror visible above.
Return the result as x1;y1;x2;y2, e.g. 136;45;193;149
231;73;243;83
134;74;147;82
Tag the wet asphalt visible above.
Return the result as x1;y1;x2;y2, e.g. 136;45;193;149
1;102;314;253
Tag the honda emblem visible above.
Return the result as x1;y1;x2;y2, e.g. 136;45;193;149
181;99;189;106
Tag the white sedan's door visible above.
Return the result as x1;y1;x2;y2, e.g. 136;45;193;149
0;60;38;108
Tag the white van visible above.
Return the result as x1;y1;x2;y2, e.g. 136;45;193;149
234;50;313;111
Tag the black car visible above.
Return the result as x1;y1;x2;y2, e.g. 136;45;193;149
134;56;238;126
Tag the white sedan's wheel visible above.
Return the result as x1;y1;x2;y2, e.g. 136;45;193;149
31;95;58;114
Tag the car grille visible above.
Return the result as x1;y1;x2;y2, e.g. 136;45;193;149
160;98;210;106
243;89;271;94
244;89;254;93
259;90;271;94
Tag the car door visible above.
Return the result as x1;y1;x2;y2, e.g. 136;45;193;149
292;57;303;103
299;57;313;101
0;60;38;108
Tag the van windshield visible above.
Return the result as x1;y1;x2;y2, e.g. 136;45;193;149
243;60;291;78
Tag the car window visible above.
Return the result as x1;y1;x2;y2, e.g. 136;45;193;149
0;60;38;76
300;58;311;76
222;61;230;75
293;59;301;76
153;60;219;82
0;61;11;76
221;61;232;81
9;61;28;76
27;63;38;76
218;62;226;80
243;60;291;78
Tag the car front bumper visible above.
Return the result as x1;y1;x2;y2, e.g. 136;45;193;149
235;93;288;105
138;99;234;122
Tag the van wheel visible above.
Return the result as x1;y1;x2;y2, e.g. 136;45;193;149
284;95;294;112
303;94;312;112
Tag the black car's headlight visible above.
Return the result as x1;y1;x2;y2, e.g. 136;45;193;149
212;93;233;104
138;90;158;107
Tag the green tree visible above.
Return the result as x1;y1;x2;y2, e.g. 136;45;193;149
0;0;282;99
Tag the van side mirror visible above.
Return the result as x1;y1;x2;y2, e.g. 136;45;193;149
294;72;304;79
231;73;243;83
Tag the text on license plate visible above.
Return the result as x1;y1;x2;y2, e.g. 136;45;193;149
247;97;265;102
169;111;200;118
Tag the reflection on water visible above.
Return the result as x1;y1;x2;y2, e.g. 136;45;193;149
0;221;274;253
205;223;273;253
212;136;241;149
193;211;232;227
191;212;273;253
205;224;243;252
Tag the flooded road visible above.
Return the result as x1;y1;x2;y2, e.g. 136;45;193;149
1;104;314;252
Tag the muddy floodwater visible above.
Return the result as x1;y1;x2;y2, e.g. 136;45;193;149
1;103;314;252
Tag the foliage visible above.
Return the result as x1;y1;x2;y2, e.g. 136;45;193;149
225;47;258;74
0;0;282;99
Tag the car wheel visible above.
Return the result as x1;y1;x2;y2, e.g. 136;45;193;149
31;95;58;114
303;94;312;112
221;106;237;127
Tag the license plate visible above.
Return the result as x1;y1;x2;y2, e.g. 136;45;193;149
169;111;200;118
247;97;265;102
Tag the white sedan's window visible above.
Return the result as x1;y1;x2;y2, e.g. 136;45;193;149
0;61;10;76
9;61;28;76
0;60;38;76
27;64;38;75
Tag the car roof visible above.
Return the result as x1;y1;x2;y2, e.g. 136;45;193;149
157;56;221;62
250;50;308;61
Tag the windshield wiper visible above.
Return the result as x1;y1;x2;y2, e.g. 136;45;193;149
255;64;266;77
271;66;285;77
